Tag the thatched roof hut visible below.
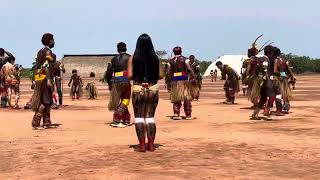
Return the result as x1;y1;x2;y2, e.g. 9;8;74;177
61;54;116;78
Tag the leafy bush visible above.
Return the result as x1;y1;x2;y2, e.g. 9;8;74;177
198;61;211;74
19;53;317;78
20;68;32;78
283;53;320;74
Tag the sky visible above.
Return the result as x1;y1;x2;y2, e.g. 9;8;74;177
1;0;320;67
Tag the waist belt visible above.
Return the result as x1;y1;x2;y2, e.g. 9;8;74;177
113;71;128;83
171;72;188;81
133;84;159;93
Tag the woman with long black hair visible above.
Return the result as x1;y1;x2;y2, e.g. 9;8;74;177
128;34;162;152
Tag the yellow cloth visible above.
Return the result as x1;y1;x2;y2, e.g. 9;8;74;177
34;74;46;81
115;71;127;77
174;72;183;77
121;99;130;106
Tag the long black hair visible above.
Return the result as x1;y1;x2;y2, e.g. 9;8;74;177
132;34;159;84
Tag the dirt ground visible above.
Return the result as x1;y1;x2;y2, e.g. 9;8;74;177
0;75;320;180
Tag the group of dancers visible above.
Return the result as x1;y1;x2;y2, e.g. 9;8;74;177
28;34;100;129
216;35;296;120
1;33;297;152
0;49;22;109
0;48;98;110
104;36;202;151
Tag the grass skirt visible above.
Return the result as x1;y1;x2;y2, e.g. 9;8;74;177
249;77;263;103
170;81;193;103
189;82;200;100
279;78;292;101
108;82;130;111
31;79;52;111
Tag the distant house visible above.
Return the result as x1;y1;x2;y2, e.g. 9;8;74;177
61;54;116;78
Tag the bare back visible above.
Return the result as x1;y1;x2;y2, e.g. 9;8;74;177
1;62;15;83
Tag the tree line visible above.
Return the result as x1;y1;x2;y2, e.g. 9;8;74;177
194;53;320;75
283;53;320;74
19;53;320;78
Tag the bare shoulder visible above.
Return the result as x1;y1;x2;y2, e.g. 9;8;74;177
128;55;133;62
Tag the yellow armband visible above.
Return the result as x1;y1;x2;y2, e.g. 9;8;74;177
121;99;130;106
34;74;46;81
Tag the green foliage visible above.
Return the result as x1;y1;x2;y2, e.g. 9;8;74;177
198;61;211;74
20;68;32;78
282;53;320;74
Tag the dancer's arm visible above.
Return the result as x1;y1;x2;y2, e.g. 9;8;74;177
221;67;227;80
286;61;295;80
79;77;84;87
105;62;113;85
127;56;133;80
68;77;72;87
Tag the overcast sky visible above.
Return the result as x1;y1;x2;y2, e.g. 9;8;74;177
1;0;320;67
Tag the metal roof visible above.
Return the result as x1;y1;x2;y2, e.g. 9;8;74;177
63;54;117;57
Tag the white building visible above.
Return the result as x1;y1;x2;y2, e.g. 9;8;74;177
203;55;249;77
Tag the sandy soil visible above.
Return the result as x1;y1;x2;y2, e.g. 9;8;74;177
0;75;320;180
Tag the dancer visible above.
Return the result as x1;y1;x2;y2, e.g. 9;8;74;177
52;54;65;105
49;53;61;109
215;61;240;104
189;55;202;100
31;33;56;129
265;46;284;116
86;72;98;100
1;59;20;108
210;69;217;82
24;61;36;109
163;61;172;92
127;33;162;152
251;45;283;120
247;35;273;108
0;49;15;108
167;47;196;120
273;47;295;113
13;65;22;108
250;54;271;120
241;57;250;96
68;69;83;100
246;47;260;107
105;42;131;127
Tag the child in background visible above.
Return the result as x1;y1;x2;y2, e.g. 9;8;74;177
86;72;98;100
68;69;83;100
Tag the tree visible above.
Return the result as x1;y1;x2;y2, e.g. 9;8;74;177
198;61;212;74
282;53;320;74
